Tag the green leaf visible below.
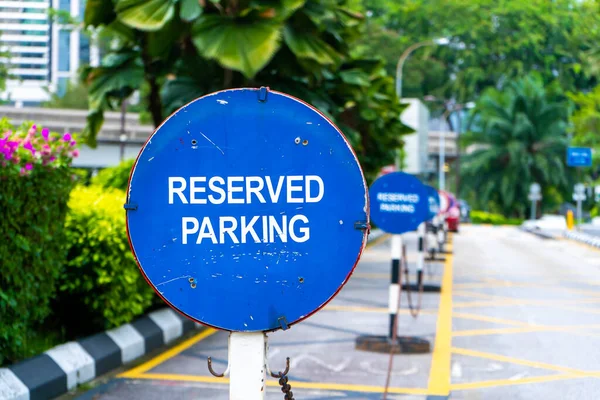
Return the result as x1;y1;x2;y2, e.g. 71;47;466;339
180;0;202;22
82;109;104;147
116;0;176;31
161;76;204;115
339;69;370;87
192;15;282;78
84;0;117;27
282;25;341;65
147;19;185;57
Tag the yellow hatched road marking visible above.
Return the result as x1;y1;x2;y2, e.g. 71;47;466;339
427;234;454;396
453;297;600;309
450;374;589;391
451;347;588;375
119;328;218;377
453;324;600;338
127;373;430;395
451;311;532;327
323;304;437;315
452;290;514;301
554;305;600;315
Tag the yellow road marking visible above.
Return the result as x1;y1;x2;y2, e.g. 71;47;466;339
366;233;390;248
454;281;551;290
323;304;437;315
354;271;444;279
452;311;532;327
126;372;430;395
450;374;588;391
453;324;600;338
454;281;600;298
119;328;218;377
453;297;600;309
451;347;587;375
427;234;453;396
554;305;600;315
453;290;514;301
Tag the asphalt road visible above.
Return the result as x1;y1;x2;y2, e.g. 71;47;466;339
69;225;600;399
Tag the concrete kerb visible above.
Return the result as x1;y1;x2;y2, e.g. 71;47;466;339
564;230;600;249
0;230;387;400
519;226;558;240
0;308;204;400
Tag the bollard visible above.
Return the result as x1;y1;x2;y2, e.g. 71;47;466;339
402;223;442;293
567;210;574;231
437;217;445;253
388;235;402;338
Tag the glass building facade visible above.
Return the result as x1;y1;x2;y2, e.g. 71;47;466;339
0;0;97;105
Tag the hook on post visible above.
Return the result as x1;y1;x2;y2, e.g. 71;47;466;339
207;356;229;377
269;356;291;378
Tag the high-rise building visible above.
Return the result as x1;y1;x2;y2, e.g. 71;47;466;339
0;0;97;106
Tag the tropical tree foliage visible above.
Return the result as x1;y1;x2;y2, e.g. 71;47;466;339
568;86;600;178
0;31;12;95
357;0;600;104
461;75;571;217
81;0;411;182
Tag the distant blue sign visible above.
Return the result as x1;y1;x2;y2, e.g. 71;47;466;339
425;185;440;221
369;172;429;234
567;147;593;167
126;88;368;332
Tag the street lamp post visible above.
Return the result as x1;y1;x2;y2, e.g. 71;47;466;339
395;37;450;99
424;97;475;192
395;37;449;170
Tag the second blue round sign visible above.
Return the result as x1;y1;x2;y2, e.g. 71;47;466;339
369;172;428;234
126;88;368;332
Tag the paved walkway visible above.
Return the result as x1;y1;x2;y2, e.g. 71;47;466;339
70;225;600;399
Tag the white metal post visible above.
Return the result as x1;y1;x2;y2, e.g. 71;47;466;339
229;332;267;400
437;215;445;252
439;131;445;191
427;217;437;255
416;222;425;287
388;235;403;338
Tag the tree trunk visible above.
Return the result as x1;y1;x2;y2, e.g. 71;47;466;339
147;76;163;127
224;68;233;88
141;37;164;127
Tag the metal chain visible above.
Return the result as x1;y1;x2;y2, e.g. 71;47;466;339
278;374;294;400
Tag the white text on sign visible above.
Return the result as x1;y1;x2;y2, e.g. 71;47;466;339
168;175;324;244
377;192;420;213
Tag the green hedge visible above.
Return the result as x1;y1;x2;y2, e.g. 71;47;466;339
470;211;523;226
54;186;156;336
91;158;135;191
0;121;78;364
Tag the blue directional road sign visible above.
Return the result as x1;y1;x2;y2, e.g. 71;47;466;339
425;185;440;221
567;147;592;167
369;172;429;234
126;88;368;332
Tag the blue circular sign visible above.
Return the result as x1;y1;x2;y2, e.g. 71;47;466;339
369;172;428;234
126;88;368;332
425;185;440;221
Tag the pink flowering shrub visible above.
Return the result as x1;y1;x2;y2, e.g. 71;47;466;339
0;119;80;364
0;120;79;176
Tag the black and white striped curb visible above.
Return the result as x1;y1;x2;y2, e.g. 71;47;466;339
0;308;203;400
564;230;600;248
